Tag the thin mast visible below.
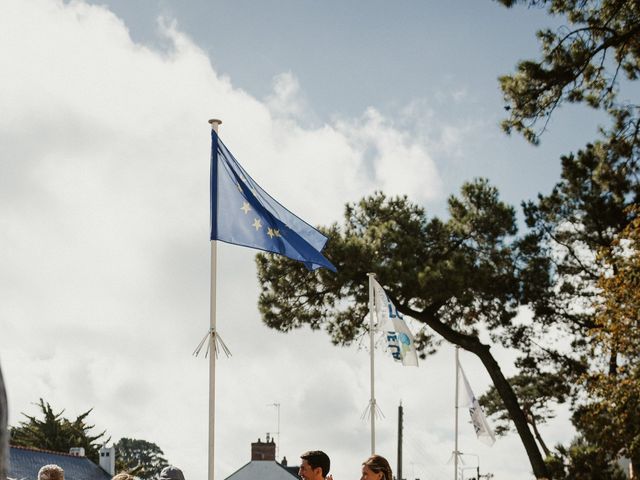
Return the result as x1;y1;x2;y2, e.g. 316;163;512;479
367;272;376;454
208;118;222;480
454;346;460;480
397;401;403;480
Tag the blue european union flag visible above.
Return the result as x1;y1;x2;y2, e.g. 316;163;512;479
210;130;337;272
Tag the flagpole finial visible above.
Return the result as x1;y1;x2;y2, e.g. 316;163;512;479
209;119;222;133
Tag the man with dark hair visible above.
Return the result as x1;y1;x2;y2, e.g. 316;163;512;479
299;451;330;480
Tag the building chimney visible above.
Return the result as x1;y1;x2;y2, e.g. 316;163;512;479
69;447;85;457
251;435;276;461
99;445;116;475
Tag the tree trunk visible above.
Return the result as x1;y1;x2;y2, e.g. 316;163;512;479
608;350;618;376
528;410;551;458
473;343;550;479
408;305;551;479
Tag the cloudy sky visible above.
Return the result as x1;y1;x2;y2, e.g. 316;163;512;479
1;1;606;479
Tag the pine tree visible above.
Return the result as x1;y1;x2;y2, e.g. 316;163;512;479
10;399;109;463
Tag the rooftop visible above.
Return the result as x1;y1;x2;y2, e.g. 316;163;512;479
225;460;298;480
8;445;111;480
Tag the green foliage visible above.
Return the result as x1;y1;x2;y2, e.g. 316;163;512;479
509;137;639;387
257;179;520;349
115;437;169;480
572;368;640;474
480;372;570;452
497;1;640;474
500;69;640;477
497;0;640;144
9;399;109;462
569;208;640;472
594;207;640;361
545;437;628;480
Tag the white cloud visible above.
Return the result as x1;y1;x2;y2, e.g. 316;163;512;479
335;108;442;203
265;72;310;122
0;1;545;480
451;87;469;103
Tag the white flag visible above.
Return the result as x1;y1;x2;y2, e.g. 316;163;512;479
371;278;418;366
458;363;495;446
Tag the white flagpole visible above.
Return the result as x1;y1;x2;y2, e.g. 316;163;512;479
454;346;460;480
367;272;376;454
208;118;222;480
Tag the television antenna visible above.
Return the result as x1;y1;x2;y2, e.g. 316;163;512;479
268;402;281;458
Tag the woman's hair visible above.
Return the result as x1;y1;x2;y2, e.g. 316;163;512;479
38;465;65;480
363;455;393;480
112;473;135;480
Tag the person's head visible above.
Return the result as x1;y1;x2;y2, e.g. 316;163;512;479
159;465;185;480
112;473;135;480
361;455;392;480
38;464;65;480
299;450;330;480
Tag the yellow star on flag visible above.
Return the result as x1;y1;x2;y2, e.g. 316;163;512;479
252;218;262;230
241;202;251;214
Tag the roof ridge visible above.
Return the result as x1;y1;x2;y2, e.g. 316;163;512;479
9;444;87;458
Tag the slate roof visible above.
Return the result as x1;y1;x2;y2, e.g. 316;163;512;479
282;466;299;478
224;460;298;480
8;446;111;480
